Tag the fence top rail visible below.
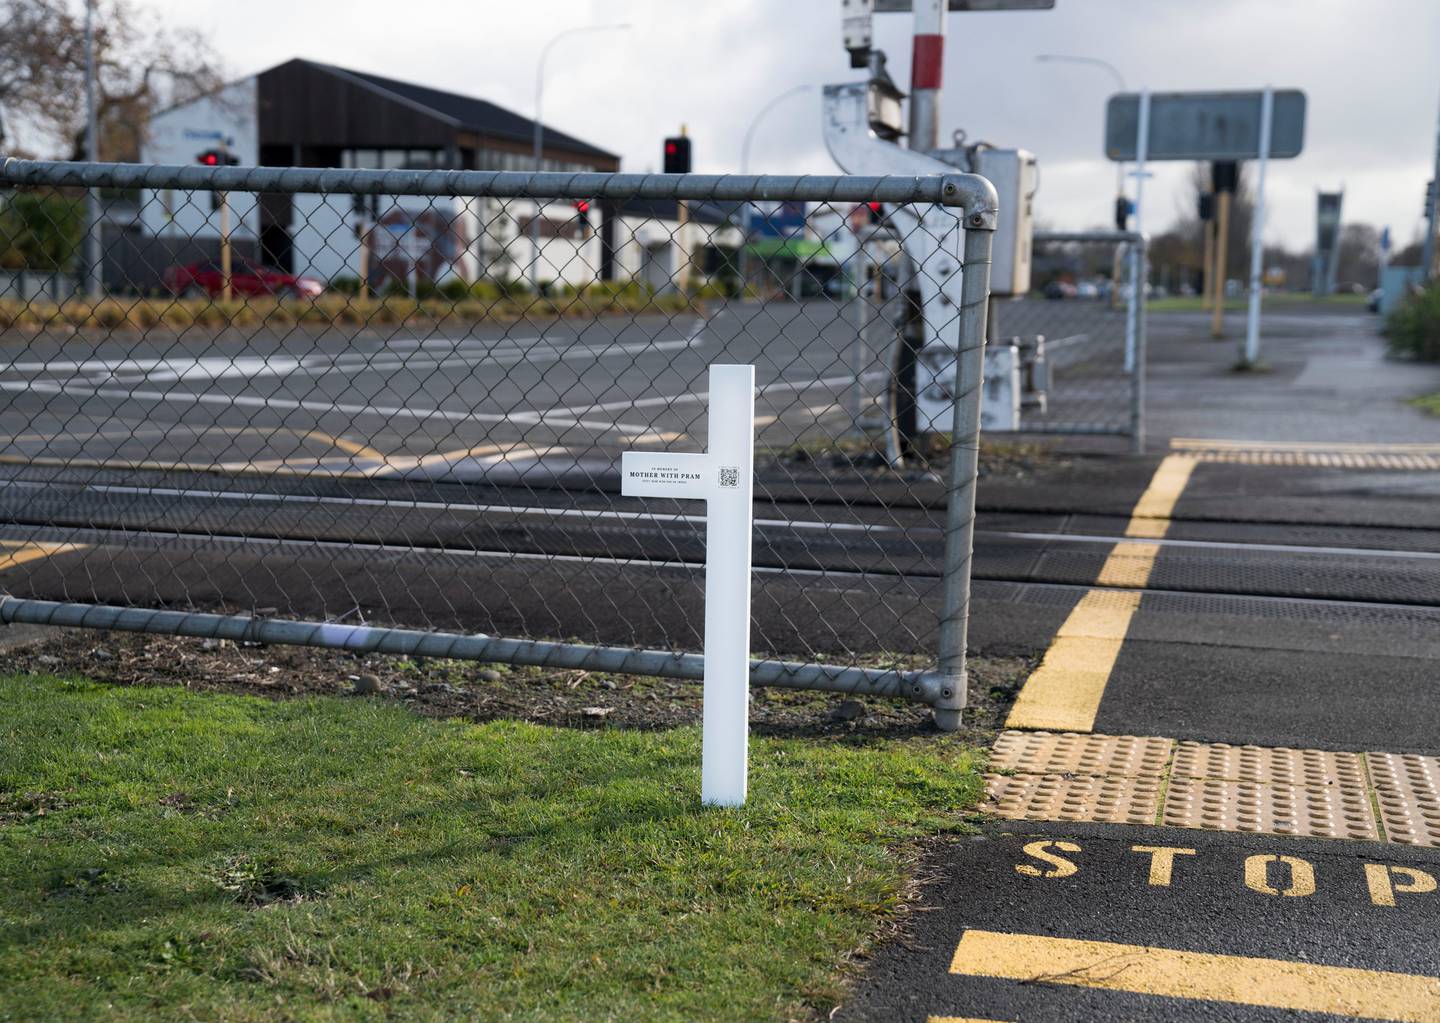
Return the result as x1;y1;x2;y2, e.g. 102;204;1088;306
0;158;994;210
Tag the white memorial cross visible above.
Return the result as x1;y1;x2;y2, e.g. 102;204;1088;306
620;363;756;807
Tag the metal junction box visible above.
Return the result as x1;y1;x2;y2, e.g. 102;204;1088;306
970;147;1036;296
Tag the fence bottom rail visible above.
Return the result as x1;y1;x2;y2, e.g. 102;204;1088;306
0;597;936;704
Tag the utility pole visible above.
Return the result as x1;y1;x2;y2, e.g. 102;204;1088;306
530;23;630;293
83;0;101;300
219;137;233;303
1424;88;1440;281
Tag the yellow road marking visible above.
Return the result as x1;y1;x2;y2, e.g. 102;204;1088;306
928;1018;1015;1023
300;429;387;464
1006;454;1195;731
1125;455;1196;539
0;540;85;571
1171;437;1440;452
949;929;1440;1022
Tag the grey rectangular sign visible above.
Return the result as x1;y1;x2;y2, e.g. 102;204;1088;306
1105;90;1306;162
874;1;1054;10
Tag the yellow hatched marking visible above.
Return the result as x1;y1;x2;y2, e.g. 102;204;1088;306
949;929;1440;1022
1006;455;1194;731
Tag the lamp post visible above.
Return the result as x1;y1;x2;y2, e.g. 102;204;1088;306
737;84;813;296
529;22;630;293
1035;54;1130;308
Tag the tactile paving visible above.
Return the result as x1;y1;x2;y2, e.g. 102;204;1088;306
984;773;1162;825
989;731;1173;779
1365;752;1440;847
1160;777;1379;840
1171;742;1366;788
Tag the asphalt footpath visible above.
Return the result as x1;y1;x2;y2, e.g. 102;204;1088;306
840;305;1440;1022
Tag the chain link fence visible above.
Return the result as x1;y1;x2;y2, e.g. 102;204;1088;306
0;159;997;723
994;229;1146;451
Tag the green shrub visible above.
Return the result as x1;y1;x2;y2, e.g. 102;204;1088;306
1385;281;1440;361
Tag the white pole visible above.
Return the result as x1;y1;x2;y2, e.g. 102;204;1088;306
1125;89;1150;374
700;364;755;807
1244;86;1274;365
619;363;756;806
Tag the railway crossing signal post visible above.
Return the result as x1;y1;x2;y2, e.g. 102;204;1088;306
621;364;756;807
197;145;239;302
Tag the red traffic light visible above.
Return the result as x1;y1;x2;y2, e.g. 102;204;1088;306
662;136;691;174
573;200;591;214
664;142;677;155
196;148;238;167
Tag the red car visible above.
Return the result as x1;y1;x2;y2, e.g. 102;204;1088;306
164;260;324;300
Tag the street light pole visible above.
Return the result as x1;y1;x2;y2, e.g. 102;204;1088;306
530;22;630;293
737;84;813;295
1035;54;1129;306
84;0;101;300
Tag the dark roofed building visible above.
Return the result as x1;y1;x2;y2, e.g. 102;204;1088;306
255;59;618;173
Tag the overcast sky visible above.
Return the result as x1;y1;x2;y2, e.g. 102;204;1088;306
144;0;1440;250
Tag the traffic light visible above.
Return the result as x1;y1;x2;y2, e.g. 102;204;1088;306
866;201;882;224
1212;160;1238;194
196;148;238;167
573;199;592;238
1198;192;1216;222
1114;196;1134;231
662;136;691;174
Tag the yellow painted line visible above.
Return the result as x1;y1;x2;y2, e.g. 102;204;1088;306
1170;437;1440;453
1125;455;1196;539
1006;455;1194;731
1005;591;1141;731
0;540;86;571
928;1017;1015;1023
949;929;1440;1022
301;429;387;464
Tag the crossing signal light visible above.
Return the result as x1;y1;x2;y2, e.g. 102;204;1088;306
662;136;691;174
574;199;592;238
196;148;238;167
1114;196;1135;231
866;201;882;224
1198;192;1216;222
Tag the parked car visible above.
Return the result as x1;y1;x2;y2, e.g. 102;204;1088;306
164;260;325;300
1043;280;1078;300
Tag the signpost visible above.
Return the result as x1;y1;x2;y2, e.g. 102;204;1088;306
1106;88;1306;365
621;364;756;807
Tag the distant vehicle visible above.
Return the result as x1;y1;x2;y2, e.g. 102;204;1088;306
1075;281;1101;300
1044;280;1078;300
164;260;325;300
1368;288;1382;313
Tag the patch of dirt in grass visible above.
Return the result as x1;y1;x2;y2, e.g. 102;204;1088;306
0;789;70;825
11;630;1032;745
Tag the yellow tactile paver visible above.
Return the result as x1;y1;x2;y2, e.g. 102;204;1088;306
1365;752;1440;847
983;773;1162;825
1171;742;1366;788
1160;777;1379;841
989;730;1172;779
983;730;1438;846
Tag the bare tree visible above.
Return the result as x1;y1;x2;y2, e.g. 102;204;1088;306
1;0;224;160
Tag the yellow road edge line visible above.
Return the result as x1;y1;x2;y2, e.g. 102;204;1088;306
1006;454;1195;732
927;1017;1016;1023
949;929;1440;1022
0;540;87;572
1170;437;1440;453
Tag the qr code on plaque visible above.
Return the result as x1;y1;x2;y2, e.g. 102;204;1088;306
717;465;740;489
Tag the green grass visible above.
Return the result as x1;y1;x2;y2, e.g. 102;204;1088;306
1408;392;1440;416
1147;292;1366;313
0;675;983;1022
